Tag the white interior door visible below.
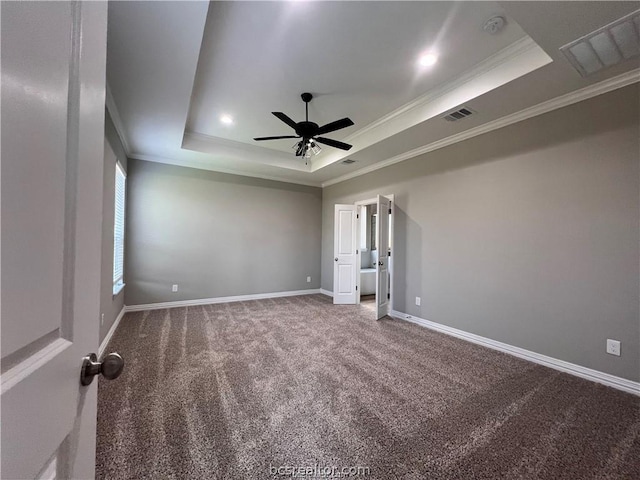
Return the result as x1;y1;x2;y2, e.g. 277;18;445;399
376;195;390;319
333;204;358;304
1;2;108;478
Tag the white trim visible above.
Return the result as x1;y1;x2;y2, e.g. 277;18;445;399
343;38;540;145
320;289;333;297
312;36;551;172
105;82;131;155
112;281;125;296
182;131;311;173
124;289;321;312
322;68;640;187
354;197;378;206
1;339;72;394
36;456;57;480
390;310;640;396
98;307;126;359
128;153;322;188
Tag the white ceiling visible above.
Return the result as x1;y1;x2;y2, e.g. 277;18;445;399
106;1;640;187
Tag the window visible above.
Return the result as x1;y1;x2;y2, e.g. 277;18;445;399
359;205;367;250
113;162;126;294
371;213;377;250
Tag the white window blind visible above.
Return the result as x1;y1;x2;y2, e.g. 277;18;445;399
113;162;126;292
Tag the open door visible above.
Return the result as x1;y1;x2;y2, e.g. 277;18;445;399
333;204;358;304
375;195;390;319
1;2;109;478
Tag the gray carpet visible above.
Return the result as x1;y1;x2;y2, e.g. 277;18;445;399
97;294;639;479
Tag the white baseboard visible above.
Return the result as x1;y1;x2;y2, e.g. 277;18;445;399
124;288;321;312
98;306;126;359
390;310;640;396
320;289;333;297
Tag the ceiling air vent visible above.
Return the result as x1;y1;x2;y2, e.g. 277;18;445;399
560;10;640;77
341;159;356;164
443;107;475;122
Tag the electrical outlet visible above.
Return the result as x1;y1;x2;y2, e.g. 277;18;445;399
101;313;104;326
172;284;178;292
307;276;311;283
606;339;621;356
415;297;421;306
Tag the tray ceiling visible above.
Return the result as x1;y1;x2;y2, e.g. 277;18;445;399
106;1;640;187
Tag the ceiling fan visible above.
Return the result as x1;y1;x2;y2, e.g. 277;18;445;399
253;92;354;158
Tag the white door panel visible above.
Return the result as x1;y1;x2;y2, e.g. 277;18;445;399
1;2;108;478
337;264;355;294
376;195;390;319
333;204;357;304
337;210;355;254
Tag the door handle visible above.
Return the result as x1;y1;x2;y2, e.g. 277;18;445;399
80;352;124;386
334;257;338;262
378;261;384;266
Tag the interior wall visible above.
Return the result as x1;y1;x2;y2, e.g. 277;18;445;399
125;160;322;306
321;85;639;381
100;110;128;343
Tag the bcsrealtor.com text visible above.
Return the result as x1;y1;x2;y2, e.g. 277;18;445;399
270;464;370;478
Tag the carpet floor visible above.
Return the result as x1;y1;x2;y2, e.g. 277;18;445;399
96;294;639;479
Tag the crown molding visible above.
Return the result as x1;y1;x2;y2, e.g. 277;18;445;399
349;37;539;144
182;131;312;172
128;152;322;188
322;68;640;188
311;36;552;172
105;82;131;155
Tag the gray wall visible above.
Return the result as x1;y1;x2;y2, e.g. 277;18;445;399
100;110;128;343
125;160;322;306
322;85;639;381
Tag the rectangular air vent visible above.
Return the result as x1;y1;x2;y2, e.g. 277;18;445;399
560;10;640;77
341;159;356;164
443;107;474;122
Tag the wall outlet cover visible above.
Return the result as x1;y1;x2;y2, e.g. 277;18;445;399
307;276;311;283
172;284;178;292
606;339;621;356
415;297;421;306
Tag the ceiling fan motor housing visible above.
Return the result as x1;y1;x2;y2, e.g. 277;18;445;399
296;121;319;138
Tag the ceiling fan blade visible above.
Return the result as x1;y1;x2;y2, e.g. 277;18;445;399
315;137;353;151
315;117;354;136
253;135;299;141
272;112;298;130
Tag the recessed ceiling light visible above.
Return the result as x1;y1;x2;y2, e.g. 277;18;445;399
417;52;438;68
220;114;233;125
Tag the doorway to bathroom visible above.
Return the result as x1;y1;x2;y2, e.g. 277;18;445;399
355;195;393;318
333;194;394;319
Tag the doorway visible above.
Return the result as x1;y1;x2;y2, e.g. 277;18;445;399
356;195;393;318
333;194;394;319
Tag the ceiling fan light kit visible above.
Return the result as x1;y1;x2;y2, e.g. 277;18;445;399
253;92;354;161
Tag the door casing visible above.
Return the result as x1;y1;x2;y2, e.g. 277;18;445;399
351;194;395;313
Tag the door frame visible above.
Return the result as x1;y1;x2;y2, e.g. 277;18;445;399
354;194;394;311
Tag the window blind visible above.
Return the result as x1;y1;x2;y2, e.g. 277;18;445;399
113;163;126;289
